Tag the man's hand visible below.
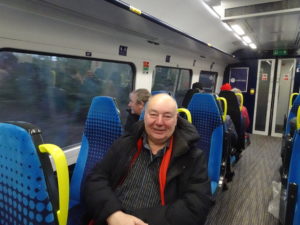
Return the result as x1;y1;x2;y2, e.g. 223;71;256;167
107;211;148;225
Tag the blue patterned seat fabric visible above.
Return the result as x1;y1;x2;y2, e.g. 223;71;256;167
0;123;57;225
70;96;123;208
151;90;173;96
188;93;224;194
286;127;300;225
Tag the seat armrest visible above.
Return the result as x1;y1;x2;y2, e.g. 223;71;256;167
39;144;69;225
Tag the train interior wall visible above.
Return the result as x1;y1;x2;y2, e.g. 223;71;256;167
0;0;229;92
223;60;258;133
225;57;300;134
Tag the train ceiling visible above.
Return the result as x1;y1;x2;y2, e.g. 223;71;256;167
217;0;300;54
25;0;235;63
24;0;300;58
125;0;300;55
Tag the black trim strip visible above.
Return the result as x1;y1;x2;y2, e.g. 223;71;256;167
105;0;235;59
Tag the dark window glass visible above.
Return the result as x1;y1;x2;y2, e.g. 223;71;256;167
199;71;217;93
229;67;249;92
152;66;192;104
255;60;272;131
0;51;134;148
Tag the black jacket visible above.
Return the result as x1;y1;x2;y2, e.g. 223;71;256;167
124;109;140;133
84;117;213;225
181;88;202;108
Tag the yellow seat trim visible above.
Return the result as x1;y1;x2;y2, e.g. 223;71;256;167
235;93;244;111
39;144;69;225
178;108;192;123
289;93;299;110
216;97;227;122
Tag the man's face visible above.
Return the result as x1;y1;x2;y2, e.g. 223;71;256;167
144;95;178;145
128;93;144;115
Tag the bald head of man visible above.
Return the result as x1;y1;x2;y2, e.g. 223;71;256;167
144;94;178;152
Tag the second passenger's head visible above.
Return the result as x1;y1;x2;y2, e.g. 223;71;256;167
192;82;203;91
144;93;178;146
128;88;150;115
220;83;232;91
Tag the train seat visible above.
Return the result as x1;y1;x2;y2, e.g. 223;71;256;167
187;93;224;195
281;94;300;186
281;105;300;225
151;90;173;96
285;93;300;136
215;97;235;183
68;96;123;224
219;90;244;156
0;121;69;225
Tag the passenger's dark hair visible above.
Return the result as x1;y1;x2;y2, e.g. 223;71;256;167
192;82;203;90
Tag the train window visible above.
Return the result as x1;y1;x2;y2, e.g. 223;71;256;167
199;71;218;93
229;67;249;92
152;66;192;104
0;50;134;148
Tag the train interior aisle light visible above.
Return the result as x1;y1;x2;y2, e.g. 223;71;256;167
242;36;252;44
234;33;242;40
222;22;232;31
202;1;220;18
242;41;248;46
213;5;224;18
249;43;257;49
231;24;245;36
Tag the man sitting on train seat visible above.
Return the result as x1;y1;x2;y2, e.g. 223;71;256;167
231;88;251;146
231;88;250;130
220;82;232;91
84;93;213;225
124;88;150;133
181;81;204;108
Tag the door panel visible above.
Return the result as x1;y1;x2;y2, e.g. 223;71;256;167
271;59;296;137
253;59;275;135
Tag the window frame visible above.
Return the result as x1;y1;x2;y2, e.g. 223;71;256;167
152;65;192;95
0;48;136;148
199;70;218;93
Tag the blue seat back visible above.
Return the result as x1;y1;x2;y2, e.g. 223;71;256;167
187;93;224;194
70;96;123;207
151;90;173;96
287;127;300;225
0;123;57;224
286;94;300;135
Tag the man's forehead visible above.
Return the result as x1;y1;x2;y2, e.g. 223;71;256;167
148;108;175;114
147;103;177;114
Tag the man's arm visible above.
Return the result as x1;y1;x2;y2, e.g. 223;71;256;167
84;138;130;224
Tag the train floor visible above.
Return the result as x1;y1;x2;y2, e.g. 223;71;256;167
205;134;282;225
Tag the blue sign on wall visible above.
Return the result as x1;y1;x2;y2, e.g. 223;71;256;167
119;45;128;56
229;67;249;92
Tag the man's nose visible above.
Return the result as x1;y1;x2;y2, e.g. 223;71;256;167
156;115;164;125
